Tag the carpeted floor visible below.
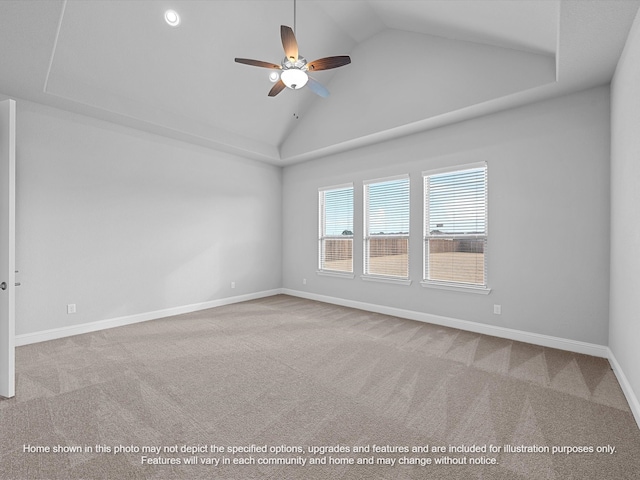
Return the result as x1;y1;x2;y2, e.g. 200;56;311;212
1;294;639;479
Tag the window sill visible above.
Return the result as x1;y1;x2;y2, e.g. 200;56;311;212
421;281;491;295
361;275;412;286
317;270;355;279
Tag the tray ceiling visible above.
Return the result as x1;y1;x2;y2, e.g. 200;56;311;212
1;1;638;165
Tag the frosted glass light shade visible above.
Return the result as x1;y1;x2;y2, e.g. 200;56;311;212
281;69;308;89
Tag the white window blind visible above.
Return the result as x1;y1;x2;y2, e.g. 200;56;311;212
363;176;410;279
424;163;487;287
319;184;354;273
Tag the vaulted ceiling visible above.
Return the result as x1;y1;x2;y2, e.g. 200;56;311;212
1;1;638;165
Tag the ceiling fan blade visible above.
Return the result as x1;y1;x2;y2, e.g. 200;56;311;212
281;25;298;62
307;76;329;98
268;79;286;97
235;58;282;69
307;56;351;72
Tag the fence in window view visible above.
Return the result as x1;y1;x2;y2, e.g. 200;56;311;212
322;237;484;285
366;237;409;277
428;238;485;285
321;238;353;272
320;237;410;278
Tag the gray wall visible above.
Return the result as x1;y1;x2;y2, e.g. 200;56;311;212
610;9;640;414
15;100;282;336
9;80;616;351
283;86;611;346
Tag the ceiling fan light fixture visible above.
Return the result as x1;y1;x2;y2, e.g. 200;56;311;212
281;68;308;90
234;18;350;97
164;9;180;27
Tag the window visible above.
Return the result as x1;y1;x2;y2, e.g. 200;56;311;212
423;163;488;290
319;184;354;274
363;175;410;280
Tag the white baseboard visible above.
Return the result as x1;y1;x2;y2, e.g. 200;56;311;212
16;288;608;356
15;289;282;347
16;286;610;357
607;349;640;430
286;289;639;430
281;288;609;358
15;287;639;430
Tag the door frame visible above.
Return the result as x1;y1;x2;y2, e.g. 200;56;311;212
0;98;16;399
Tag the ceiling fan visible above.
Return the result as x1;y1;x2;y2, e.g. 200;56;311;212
234;3;351;98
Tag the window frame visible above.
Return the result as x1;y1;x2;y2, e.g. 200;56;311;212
318;183;355;278
362;174;411;285
422;162;490;294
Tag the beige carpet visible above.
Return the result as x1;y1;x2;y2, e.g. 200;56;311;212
1;294;639;479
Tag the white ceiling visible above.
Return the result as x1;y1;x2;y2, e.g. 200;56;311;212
0;0;638;165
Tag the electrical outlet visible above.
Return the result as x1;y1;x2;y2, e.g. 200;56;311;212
231;281;235;289
302;278;307;285
67;304;76;314
493;304;502;315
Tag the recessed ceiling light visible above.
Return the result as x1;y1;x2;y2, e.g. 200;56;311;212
164;9;180;27
268;71;280;83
